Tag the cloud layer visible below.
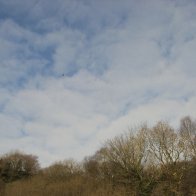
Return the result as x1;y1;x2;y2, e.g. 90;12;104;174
0;0;196;166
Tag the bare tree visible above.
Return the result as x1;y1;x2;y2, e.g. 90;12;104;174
147;121;190;195
180;116;196;159
0;151;40;182
43;159;82;182
147;121;184;166
99;125;158;195
104;133;144;180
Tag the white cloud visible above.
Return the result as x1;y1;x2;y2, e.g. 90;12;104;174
0;0;196;166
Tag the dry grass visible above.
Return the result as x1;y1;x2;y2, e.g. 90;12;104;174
3;175;129;196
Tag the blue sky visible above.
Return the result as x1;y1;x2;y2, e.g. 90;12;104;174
0;0;196;166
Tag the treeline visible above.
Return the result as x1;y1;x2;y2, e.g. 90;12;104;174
0;116;195;196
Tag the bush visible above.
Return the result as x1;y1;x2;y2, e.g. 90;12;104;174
0;151;40;183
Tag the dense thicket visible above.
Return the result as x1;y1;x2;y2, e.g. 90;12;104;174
0;116;195;196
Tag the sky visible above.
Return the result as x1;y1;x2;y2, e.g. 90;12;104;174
0;0;196;167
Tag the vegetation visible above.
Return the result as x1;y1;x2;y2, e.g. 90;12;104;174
0;116;195;196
